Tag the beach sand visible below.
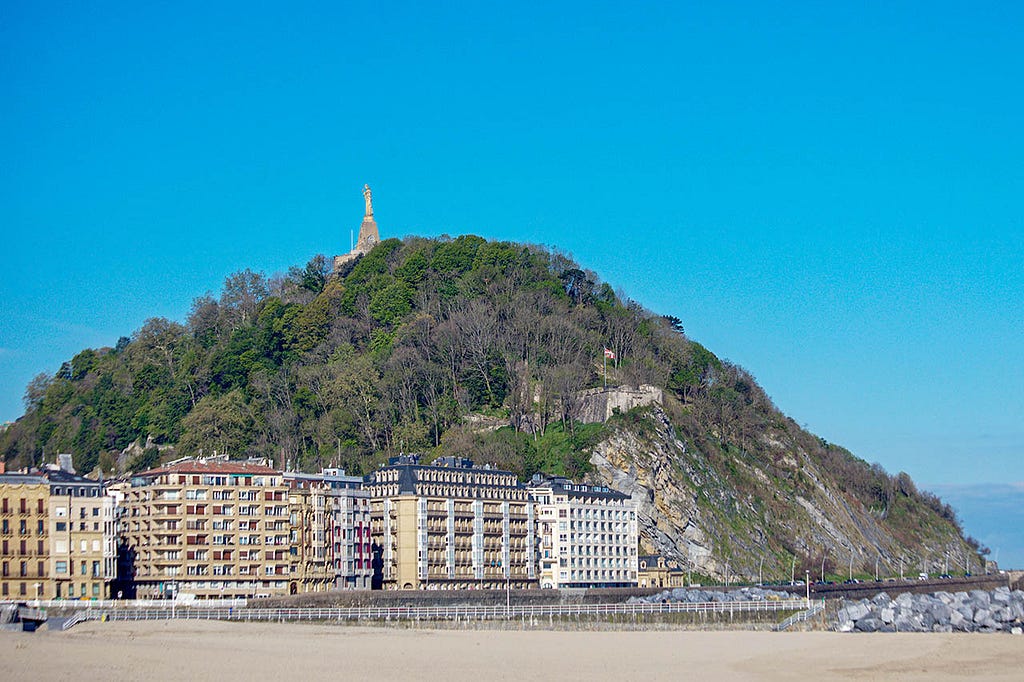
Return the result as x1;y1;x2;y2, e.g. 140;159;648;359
2;620;1022;681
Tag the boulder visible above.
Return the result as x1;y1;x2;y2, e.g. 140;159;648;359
973;608;991;624
846;602;871;622
893;614;918;632
837;619;855;633
880;608;895;624
949;610;967;631
969;590;991;607
895;593;914;609
855;617;883;633
929;603;951;625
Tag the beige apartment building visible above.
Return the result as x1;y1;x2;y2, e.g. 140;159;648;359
1;465;115;600
46;469;115;600
123;457;290;599
284;469;372;593
528;476;638;589
364;456;537;590
0;475;49;600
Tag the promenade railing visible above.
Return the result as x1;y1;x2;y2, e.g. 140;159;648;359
61;598;811;628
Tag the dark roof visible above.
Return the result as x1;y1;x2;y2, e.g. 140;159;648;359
366;461;522;495
528;476;630;501
43;469;102;485
0;473;48;485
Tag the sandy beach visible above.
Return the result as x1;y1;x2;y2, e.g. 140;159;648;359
2;620;1022;681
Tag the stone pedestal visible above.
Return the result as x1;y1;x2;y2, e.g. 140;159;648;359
354;216;379;254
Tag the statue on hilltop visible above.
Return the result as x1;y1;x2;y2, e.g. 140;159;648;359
363;184;373;217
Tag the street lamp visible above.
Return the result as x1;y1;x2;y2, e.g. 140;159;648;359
790;555;796;586
874;555;880;582
805;570;810;604
759;557;764;587
820;548;830;583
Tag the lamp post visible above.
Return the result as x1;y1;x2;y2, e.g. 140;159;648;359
874;555;880;582
820;548;830;583
805;570;810;604
759;557;764;587
790;556;796;586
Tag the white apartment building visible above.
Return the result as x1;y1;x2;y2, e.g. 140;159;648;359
528;476;638;589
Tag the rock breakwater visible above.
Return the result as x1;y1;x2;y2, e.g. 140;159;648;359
837;586;1024;633
627;586;794;604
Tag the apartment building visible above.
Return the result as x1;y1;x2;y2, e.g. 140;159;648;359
364;456;536;590
1;466;115;600
123;457;290;599
284;469;372;592
528;476;638;589
46;469;115;600
0;475;49;600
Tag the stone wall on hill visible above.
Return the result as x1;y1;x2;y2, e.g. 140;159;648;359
576;385;663;424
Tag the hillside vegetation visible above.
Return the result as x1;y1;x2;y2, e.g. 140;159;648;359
1;235;985;578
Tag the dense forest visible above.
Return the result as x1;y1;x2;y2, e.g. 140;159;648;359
0;235;982;558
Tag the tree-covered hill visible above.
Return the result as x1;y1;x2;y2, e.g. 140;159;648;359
2;235;985;578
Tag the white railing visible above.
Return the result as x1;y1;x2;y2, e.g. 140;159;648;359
773;600;824;631
5;598;248;610
59;598;810;628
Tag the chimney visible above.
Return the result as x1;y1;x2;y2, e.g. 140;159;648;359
58;453;75;474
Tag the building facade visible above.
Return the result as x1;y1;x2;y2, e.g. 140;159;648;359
1;467;116;601
528;476;638;589
284;469;372;593
364;456;537;590
638;554;686;588
46;470;115;600
123;458;290;599
0;475;50;600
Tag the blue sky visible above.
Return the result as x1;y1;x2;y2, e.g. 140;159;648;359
2;3;1021;565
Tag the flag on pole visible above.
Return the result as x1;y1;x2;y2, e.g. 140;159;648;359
603;348;616;359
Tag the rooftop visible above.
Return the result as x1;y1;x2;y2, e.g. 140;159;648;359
137;458;279;477
527;475;631;501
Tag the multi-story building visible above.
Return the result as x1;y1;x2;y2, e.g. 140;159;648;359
364;455;537;590
123;457;290;599
0;474;50;600
46;469;115;600
322;469;372;590
1;465;116;601
284;469;372;593
528;475;638;589
285;472;332;594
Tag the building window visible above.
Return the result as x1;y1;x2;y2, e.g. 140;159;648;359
56;561;68;574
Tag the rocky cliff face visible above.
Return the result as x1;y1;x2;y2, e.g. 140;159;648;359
588;406;976;582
